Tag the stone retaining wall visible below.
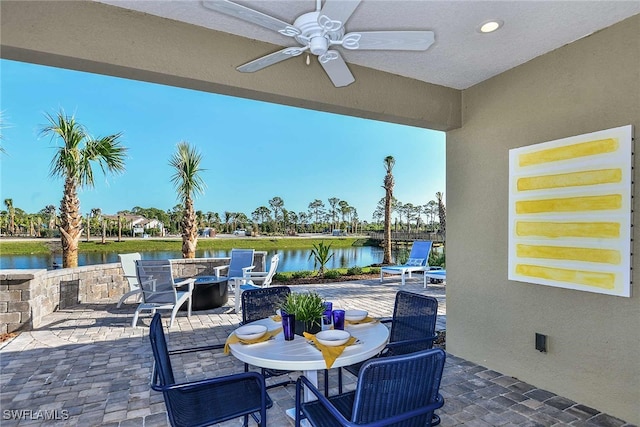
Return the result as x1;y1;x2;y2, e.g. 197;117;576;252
0;252;266;334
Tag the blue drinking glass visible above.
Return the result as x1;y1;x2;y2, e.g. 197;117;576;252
322;301;333;325
332;309;345;330
282;313;295;341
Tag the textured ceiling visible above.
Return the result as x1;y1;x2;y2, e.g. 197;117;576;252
94;0;640;90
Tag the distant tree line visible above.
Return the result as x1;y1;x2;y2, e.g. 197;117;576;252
1;192;446;238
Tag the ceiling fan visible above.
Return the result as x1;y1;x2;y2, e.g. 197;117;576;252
202;0;435;87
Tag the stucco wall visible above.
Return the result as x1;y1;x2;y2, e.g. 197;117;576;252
446;15;640;424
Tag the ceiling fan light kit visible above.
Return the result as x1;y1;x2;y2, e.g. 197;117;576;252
202;0;435;88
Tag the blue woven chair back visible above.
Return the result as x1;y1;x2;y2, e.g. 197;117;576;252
242;286;290;324
228;249;255;278
149;313;175;386
389;291;438;354
352;348;446;426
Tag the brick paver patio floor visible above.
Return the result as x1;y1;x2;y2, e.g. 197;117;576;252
0;278;634;426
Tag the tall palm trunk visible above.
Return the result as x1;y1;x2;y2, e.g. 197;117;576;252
436;192;446;239
181;196;198;258
382;156;395;264
59;178;83;268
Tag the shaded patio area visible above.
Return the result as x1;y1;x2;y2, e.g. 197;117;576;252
0;278;632;426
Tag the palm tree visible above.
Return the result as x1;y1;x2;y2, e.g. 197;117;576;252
436;191;446;238
170;141;205;258
44;205;57;237
308;199;325;231
269;196;284;232
328;197;340;230
382;156;395;264
41;111;126;267
4;199;14;236
338;200;349;229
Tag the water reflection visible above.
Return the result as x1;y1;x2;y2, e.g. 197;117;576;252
0;246;387;272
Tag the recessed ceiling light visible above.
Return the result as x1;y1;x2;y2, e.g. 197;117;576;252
478;20;503;33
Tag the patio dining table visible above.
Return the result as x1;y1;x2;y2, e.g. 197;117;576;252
227;316;390;420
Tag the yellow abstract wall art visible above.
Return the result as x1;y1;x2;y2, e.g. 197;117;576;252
508;125;633;297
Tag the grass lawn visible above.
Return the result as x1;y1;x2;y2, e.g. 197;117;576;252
0;236;375;256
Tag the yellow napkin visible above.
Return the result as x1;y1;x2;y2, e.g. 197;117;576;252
270;315;282;322
346;316;378;325
224;327;282;355
303;332;357;369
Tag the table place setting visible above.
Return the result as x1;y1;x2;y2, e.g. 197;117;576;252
344;309;378;325
270;309;282;322
303;330;357;368
224;324;282;354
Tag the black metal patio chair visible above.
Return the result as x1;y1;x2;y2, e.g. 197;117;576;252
296;348;446;427
148;313;272;427
337;290;439;393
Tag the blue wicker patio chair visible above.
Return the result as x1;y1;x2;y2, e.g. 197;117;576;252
241;286;297;390
338;291;439;393
295;348;446;427
149;313;272;427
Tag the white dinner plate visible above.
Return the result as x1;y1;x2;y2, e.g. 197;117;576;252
235;324;267;340
316;330;351;347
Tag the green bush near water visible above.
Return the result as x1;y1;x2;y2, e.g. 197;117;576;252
323;269;342;279
292;270;313;279
346;266;363;276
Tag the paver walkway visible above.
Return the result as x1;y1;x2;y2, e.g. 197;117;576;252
0;278;633;426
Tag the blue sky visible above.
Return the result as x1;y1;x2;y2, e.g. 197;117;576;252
0;59;445;221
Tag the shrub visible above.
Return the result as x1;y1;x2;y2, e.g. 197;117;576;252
273;272;289;282
396;248;409;264
368;267;381;274
292;270;313;279
323;269;342;279
429;251;445;268
346;266;363;276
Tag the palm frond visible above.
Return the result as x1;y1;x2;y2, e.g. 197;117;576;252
169;141;206;202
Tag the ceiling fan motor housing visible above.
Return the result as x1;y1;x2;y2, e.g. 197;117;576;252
294;11;344;56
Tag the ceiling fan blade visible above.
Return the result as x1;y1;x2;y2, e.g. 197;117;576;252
237;47;306;73
319;51;355;88
202;0;300;37
319;0;361;29
343;31;435;51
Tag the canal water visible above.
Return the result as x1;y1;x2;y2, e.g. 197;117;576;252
0;246;389;272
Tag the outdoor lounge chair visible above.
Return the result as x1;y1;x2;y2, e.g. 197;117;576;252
295;348;446;427
149;313;272;427
236;254;280;302
380;240;433;286
338;291;439;392
132;260;194;328
116;252;142;308
243;253;279;289
211;249;255;313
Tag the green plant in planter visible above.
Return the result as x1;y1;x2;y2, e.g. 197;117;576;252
280;291;325;335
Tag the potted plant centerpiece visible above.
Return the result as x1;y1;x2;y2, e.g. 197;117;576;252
280;291;325;336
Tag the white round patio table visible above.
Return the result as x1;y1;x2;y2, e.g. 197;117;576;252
228;316;390;420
